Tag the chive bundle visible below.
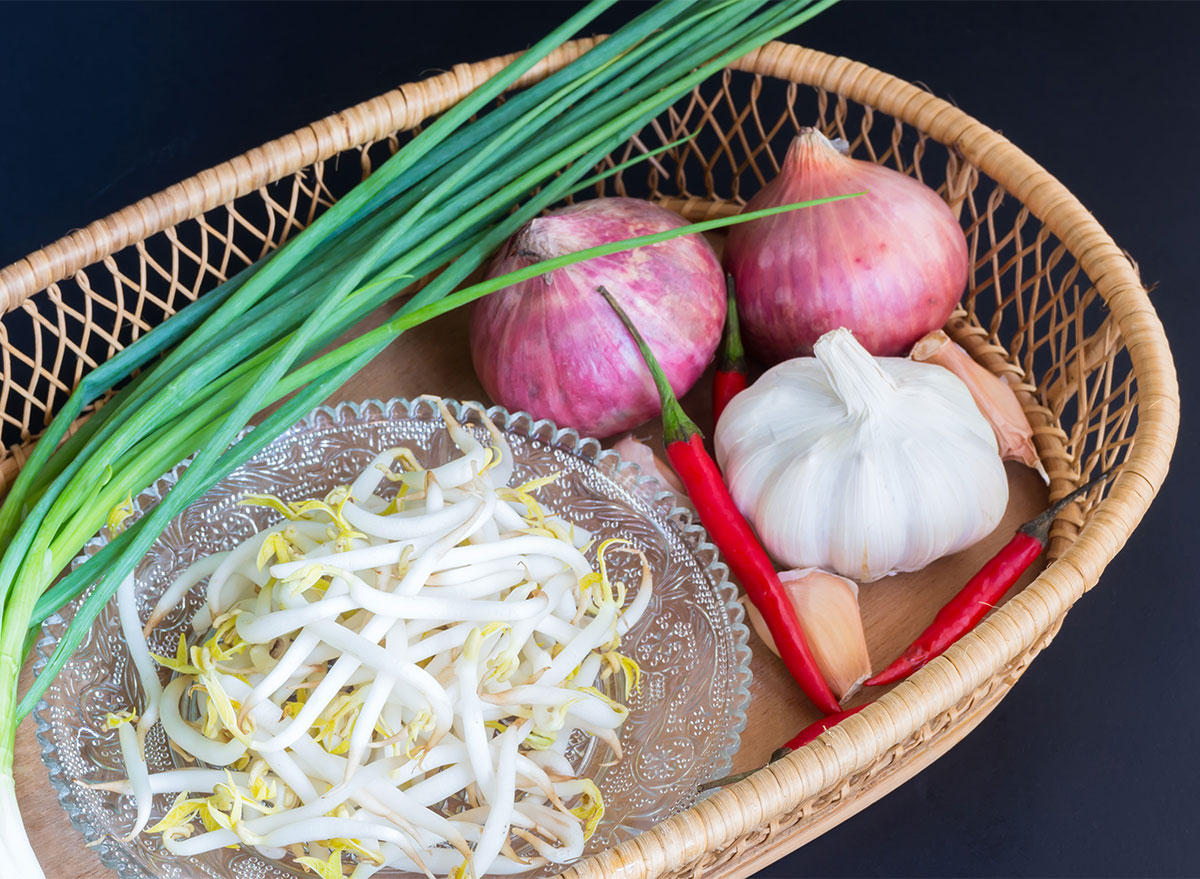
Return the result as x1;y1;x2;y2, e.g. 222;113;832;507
0;1;839;873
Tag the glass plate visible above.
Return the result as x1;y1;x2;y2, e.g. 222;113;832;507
33;397;752;878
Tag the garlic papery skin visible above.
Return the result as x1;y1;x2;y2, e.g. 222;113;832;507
612;434;694;512
911;330;1046;481
743;567;871;703
715;327;1008;582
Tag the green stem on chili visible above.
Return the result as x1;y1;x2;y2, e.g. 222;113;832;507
712;273;748;423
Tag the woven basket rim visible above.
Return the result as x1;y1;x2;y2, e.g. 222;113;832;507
0;37;1180;879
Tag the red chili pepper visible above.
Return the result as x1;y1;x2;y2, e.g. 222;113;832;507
712;274;748;423
599;286;841;716
782;703;868;751
866;468;1118;687
698;704;869;791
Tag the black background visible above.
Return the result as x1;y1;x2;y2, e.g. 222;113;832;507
2;2;1196;877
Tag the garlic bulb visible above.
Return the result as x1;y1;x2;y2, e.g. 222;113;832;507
715;327;1008;582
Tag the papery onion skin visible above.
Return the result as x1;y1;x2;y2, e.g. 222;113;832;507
470;198;725;438
724;128;969;361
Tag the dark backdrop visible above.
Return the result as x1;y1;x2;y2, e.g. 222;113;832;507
2;2;1196;877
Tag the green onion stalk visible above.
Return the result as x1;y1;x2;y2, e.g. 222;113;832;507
0;0;843;872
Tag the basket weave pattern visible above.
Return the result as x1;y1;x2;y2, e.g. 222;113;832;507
0;38;1178;879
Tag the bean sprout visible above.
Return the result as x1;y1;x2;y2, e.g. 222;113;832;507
99;401;648;878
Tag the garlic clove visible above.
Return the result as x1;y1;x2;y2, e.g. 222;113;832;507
911;330;1044;478
741;596;779;655
612;434;692;508
781;568;872;704
742;567;871;704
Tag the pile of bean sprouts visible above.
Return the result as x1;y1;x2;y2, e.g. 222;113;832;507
93;400;650;879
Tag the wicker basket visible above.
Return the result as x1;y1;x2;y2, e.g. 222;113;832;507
1;38;1179;879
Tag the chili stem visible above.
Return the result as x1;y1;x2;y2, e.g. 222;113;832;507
698;705;869;791
712;273;748;423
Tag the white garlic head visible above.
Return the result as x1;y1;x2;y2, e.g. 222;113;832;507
714;327;1008;582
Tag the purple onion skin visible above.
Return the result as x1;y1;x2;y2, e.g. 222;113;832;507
470;198;725;439
724;129;970;361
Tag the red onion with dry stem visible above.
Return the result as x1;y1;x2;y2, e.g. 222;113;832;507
724;128;969;361
470;198;725;438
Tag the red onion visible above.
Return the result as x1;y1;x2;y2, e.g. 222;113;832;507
470;197;725;438
724;127;969;361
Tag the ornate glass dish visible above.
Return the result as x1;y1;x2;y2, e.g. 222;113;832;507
32;397;753;878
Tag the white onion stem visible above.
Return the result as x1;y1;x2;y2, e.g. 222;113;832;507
0;774;46;879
